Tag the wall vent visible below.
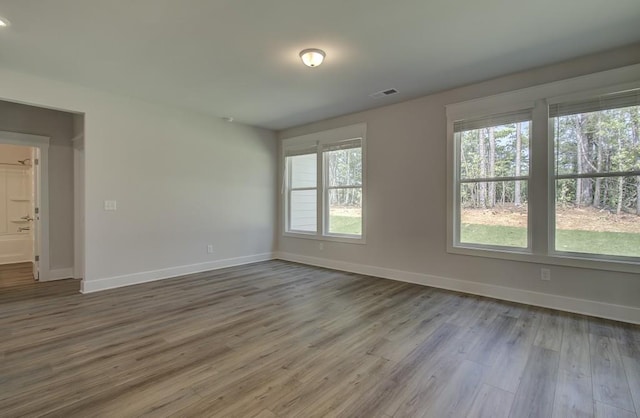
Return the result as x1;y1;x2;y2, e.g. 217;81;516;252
369;88;399;99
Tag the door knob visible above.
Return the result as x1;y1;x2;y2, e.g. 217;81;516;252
21;215;34;221
18;227;31;232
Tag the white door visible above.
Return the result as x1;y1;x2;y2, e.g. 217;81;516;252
32;148;40;281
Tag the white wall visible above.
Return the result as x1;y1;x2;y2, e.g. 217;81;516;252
0;101;75;271
278;44;640;322
0;69;277;292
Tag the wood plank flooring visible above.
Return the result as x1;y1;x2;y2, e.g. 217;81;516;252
1;260;639;417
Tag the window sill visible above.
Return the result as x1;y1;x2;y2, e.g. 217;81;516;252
448;245;640;274
283;232;366;245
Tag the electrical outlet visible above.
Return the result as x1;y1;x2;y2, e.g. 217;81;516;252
319;242;324;251
207;244;214;254
540;268;551;281
104;200;117;211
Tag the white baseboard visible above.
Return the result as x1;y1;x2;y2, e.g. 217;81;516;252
81;253;275;294
46;267;74;281
275;252;640;325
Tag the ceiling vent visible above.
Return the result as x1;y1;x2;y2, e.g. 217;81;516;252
369;88;398;99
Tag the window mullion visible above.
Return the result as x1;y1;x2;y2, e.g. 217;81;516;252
556;171;640;180
287;189;292;232
317;148;324;237
453;132;462;247
460;175;530;184
326;185;362;190
530;99;550;256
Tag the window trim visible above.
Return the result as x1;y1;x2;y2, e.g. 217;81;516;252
453;115;533;252
282;123;367;244
446;64;640;274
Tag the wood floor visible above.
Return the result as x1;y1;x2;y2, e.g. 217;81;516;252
1;260;639;417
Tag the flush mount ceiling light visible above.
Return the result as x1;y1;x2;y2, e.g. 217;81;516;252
0;16;10;27
299;48;326;68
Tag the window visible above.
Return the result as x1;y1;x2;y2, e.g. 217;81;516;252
447;65;640;272
324;141;363;236
286;150;317;233
551;90;640;259
283;124;365;241
454;111;531;250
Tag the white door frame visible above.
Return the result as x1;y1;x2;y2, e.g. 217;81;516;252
0;131;50;281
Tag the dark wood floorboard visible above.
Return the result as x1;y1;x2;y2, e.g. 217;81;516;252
1;260;638;417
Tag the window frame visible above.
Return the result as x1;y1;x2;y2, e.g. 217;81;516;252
453;113;533;253
446;64;640;274
285;151;318;235
282;123;366;244
548;91;640;264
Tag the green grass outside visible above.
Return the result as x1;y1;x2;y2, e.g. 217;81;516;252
331;216;640;257
461;223;640;257
330;215;362;235
461;224;528;248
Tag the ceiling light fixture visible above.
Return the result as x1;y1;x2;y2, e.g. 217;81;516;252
0;16;10;27
299;48;326;68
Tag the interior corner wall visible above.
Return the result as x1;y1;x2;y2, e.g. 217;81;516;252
277;43;640;321
0;100;75;272
0;69;278;291
72;113;85;280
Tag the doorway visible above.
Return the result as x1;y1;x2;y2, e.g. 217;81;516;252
0;136;47;281
0;143;38;279
0;99;83;289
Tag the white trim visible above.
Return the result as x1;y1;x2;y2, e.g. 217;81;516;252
445;64;640;120
281;123;367;147
73;145;84;280
546;81;640;106
282;231;367;245
282;123;367;244
275;252;640;325
81;253;275;293
46;268;74;281
446;65;640;273
0;131;50;281
70;133;84;144
0;131;50;146
447;245;640;274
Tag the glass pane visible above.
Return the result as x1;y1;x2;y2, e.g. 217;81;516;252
290;190;316;232
460;180;528;248
553;105;640;176
555;176;640;257
459;121;530;180
325;147;362;187
327;188;362;236
289;154;316;188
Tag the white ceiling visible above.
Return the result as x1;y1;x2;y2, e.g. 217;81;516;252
0;0;638;130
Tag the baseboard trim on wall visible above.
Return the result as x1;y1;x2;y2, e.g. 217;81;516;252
81;253;275;294
47;268;74;281
275;252;640;325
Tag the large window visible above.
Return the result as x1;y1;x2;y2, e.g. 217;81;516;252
454;111;531;250
551;91;640;259
447;66;640;272
283;124;365;241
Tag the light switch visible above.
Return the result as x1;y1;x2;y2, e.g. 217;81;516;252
104;200;117;211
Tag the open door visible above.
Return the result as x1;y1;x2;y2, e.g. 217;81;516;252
31;148;40;281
